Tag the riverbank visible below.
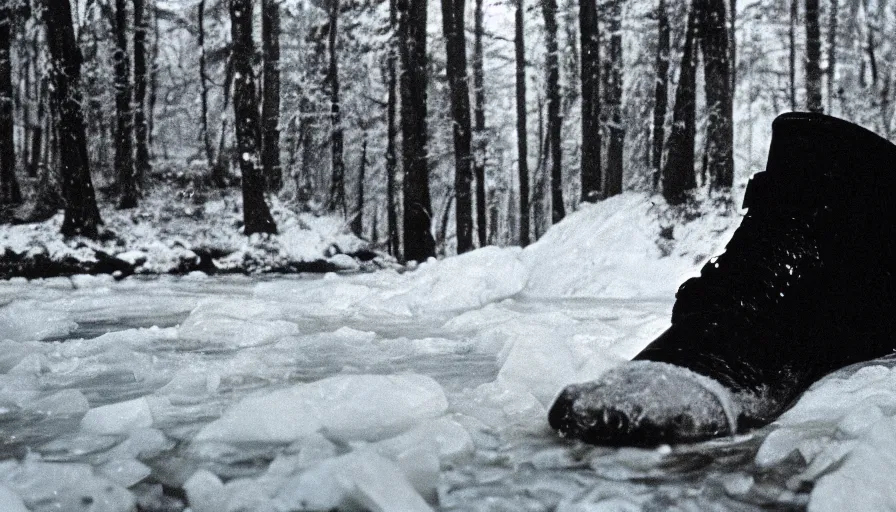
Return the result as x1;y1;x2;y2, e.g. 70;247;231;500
1;182;382;280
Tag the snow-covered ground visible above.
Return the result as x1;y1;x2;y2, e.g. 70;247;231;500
1;181;373;279
1;191;893;511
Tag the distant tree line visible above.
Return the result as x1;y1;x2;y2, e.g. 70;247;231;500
0;0;888;263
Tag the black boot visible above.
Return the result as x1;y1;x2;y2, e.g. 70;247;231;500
549;113;896;446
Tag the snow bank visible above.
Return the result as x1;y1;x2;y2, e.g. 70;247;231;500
753;362;896;512
522;192;739;299
193;373;449;444
255;245;529;316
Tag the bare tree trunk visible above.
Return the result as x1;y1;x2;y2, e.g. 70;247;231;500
351;131;367;237
701;0;734;190
328;0;346;216
441;0;474;254
212;57;233;187
114;0;137;208
789;0;797;110
197;0;215;169
0;3;21;207
133;0;150;183
805;0;823;113
825;0;838;114
43;0;103;237
652;0;669;191
515;0;530;247
386;0;399;256
399;0;435;262
229;0;277;235
29;76;46;179
148;6;159;152
542;0;565;223
262;0;282;192
579;0;601;202
661;2;698;205
472;0;487;247
604;0;624;197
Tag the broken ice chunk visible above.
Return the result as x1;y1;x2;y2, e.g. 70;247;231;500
193;373;448;444
81;397;154;435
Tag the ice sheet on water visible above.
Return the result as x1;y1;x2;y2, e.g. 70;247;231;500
0;299;77;341
194;373;448;444
0;459;135;512
178;299;300;348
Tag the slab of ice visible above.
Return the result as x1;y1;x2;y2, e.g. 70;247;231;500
0;485;28;512
272;450;434;512
81;397;154;435
0;300;77;341
0;459;134;512
194;373;448;444
27;389;90;416
99;458;152;487
178;300;300;348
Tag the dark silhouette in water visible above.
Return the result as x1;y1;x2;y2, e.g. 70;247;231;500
550;113;896;446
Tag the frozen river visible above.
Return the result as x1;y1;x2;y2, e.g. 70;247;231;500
1;255;894;511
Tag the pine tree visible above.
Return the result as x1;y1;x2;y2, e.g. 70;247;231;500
262;0;283;192
441;0;474;254
43;0;103;237
805;0;823;113
114;0;137;209
579;0;601;203
651;0;670;190
515;0;530;246
133;0;151;182
399;0;435;262
604;0;624;197
542;0;565;223
229;0;278;235
328;0;346;215
0;0;21;208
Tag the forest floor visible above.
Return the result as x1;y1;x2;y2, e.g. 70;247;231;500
0;168;381;280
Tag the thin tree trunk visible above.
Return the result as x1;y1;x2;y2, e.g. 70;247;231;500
197;0;215;169
262;0;282;191
0;3;21;207
212;57;234;187
386;0;399;256
701;0;734;190
328;0;346;216
133;0;150;183
542;0;565;223
229;0;277;235
472;0;487;247
29;77;46;179
351;131;367;237
579;0;601;202
399;0;435;262
148;5;160;152
114;0;137;208
43;0;103;237
604;0;624;197
441;0;474;254
661;2;698;205
805;0;823;113
515;0;530;247
789;0;797;110
825;0;837;114
652;0;669;191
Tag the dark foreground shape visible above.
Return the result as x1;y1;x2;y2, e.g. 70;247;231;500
550;113;896;446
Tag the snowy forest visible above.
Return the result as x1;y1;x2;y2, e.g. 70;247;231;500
0;0;890;272
5;0;896;511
